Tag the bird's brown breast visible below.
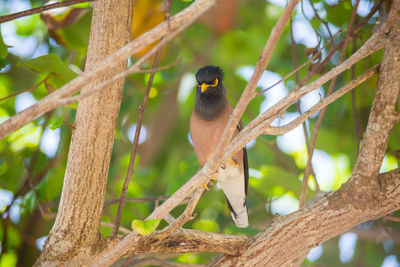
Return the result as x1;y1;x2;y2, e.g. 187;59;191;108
190;101;242;169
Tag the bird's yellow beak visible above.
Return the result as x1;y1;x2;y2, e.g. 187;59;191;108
200;83;209;93
200;78;219;93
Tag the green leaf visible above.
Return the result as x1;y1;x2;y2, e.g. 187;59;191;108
22;191;36;213
25;54;75;75
72;2;92;8
0;58;9;71
49;117;63;130
0;30;8;59
131;219;161;235
0;251;17;267
59;12;91;50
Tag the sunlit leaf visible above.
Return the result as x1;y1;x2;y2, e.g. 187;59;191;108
131;219;161;235
0;30;8;59
0;250;17;267
49;117;64;130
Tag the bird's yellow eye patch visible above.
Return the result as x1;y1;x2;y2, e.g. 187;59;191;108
200;78;219;93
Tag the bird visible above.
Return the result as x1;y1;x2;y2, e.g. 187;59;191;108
190;65;249;228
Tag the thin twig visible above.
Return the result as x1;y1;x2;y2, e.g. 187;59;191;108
0;217;9;258
299;0;361;208
112;45;164;236
113;0;172;237
383;214;400;222
0;0;94;24
289;18;320;193
351;38;362;155
62;120;76;129
22;158;56;220
0;74;53;101
58;22;189;106
157;188;203;237
257;30;342;96
136;57;181;73
309;0;334;40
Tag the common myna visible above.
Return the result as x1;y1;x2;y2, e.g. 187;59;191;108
190;65;249;228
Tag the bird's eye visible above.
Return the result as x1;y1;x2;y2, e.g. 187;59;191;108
211;78;218;87
197;82;202;86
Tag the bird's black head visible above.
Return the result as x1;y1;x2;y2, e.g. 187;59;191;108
194;65;227;120
195;65;224;94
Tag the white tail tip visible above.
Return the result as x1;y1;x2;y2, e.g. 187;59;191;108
231;210;249;228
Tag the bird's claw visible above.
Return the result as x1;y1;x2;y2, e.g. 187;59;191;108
202;183;210;191
229;158;239;167
202;177;216;191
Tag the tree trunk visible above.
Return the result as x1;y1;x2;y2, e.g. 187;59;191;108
35;0;133;265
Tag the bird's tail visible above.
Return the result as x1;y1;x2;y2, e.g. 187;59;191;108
227;200;249;228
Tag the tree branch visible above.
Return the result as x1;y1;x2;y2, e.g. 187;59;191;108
113;18;165;235
0;0;94;24
0;0;219;139
227;15;398;160
263;65;379;136
210;169;400;266
106;228;247;257
92;0;300;265
299;0;361;208
212;2;400;264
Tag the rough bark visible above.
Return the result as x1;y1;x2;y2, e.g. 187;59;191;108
210;5;400;266
0;0;218;139
210;170;400;266
35;0;133;265
20;1;399;266
106;229;248;256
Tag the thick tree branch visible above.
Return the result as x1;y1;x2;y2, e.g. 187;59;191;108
136;229;247;256
99;169;400;262
106;228;247;257
263;64;379;136
212;2;400;264
227;16;398;160
36;0;134;265
0;0;219;139
92;1;300;265
210;169;400;266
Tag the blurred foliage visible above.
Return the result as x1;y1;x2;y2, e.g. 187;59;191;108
0;0;399;266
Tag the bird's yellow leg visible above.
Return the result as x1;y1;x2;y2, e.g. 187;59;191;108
202;177;216;191
229;158;239;167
